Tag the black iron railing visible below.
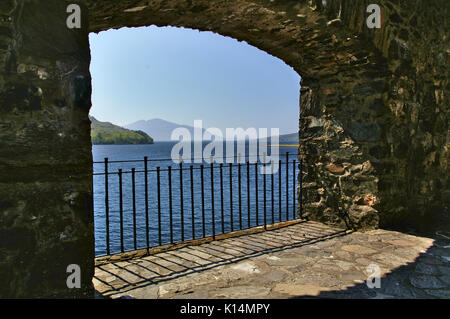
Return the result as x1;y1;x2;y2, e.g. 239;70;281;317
93;153;303;257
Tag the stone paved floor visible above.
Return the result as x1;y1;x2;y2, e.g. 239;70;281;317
94;221;450;299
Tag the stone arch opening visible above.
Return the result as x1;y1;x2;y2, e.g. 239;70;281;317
1;0;447;298
86;0;388;231
89;24;301;256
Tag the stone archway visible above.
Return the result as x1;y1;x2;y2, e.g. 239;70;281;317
87;0;391;230
0;0;447;298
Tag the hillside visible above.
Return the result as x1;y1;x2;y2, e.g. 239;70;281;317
90;116;154;145
278;132;299;143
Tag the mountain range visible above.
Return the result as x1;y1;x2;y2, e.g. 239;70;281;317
125;118;298;143
91;116;298;144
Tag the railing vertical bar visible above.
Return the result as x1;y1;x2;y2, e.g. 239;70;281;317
104;158;110;256
300;159;303;219
220;163;224;234
271;162;274;224
255;162;259;226
144;156;150;252
286;152;289;221
180;161;184;242
238;162;242;230
201;165;205;238
229;163;233;232
169;166;173;244
246;161;250;228
263;161;267;230
278;159;282;222
157;167;162;246
132;168;137;250
190;166;195;240
118;169;124;253
210;161;215;240
293;159;296;220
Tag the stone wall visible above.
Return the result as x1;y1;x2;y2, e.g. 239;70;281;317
311;0;449;229
0;0;448;297
0;0;93;297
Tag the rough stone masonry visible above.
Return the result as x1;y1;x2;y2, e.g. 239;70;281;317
0;0;448;298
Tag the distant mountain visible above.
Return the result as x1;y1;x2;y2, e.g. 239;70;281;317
90;116;154;145
277;132;299;143
124;118;205;142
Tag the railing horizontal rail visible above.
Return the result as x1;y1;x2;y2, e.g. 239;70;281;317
93;160;296;176
93;153;300;164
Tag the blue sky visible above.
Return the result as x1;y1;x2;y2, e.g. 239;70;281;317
89;26;300;135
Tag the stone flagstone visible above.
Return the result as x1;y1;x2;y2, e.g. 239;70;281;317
94;221;450;299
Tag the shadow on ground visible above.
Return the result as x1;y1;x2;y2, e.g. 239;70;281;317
94;222;348;297
94;221;450;299
291;230;450;299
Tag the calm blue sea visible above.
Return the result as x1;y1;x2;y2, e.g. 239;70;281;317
93;142;298;256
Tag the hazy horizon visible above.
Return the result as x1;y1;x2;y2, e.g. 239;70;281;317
92;116;299;142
